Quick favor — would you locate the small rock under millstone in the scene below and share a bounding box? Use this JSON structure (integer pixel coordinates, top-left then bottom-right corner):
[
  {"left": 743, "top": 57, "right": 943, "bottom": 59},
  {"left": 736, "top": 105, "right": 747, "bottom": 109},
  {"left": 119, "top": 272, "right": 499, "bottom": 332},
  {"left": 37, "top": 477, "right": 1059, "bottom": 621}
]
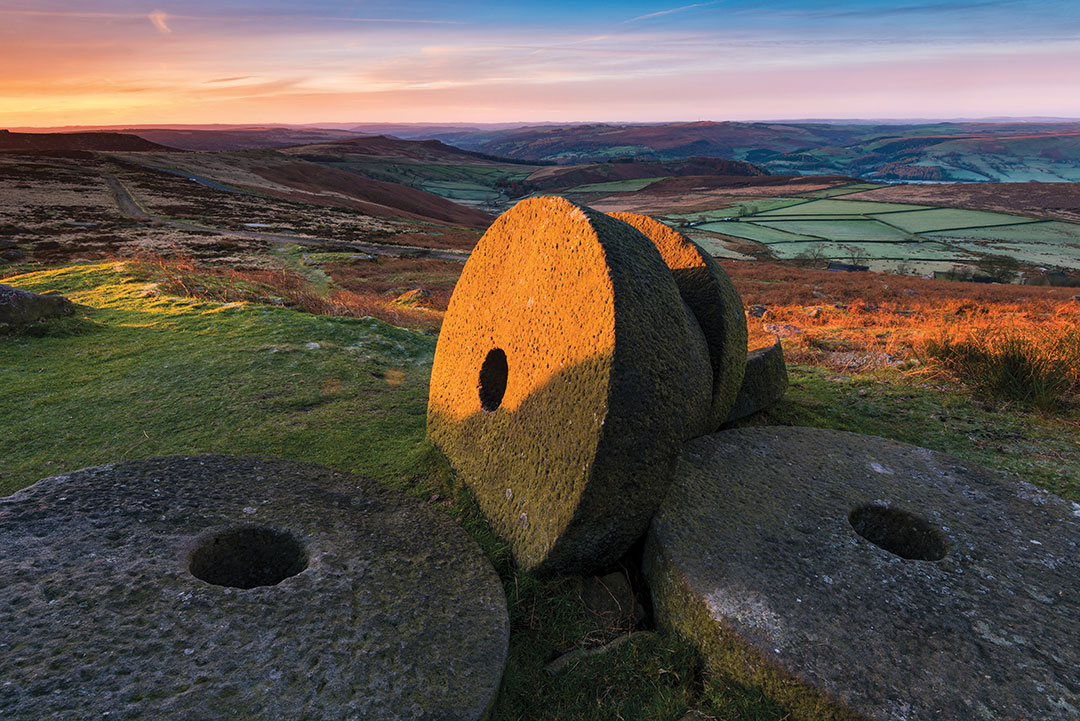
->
[
  {"left": 645, "top": 427, "right": 1080, "bottom": 720},
  {"left": 0, "top": 455, "right": 509, "bottom": 721}
]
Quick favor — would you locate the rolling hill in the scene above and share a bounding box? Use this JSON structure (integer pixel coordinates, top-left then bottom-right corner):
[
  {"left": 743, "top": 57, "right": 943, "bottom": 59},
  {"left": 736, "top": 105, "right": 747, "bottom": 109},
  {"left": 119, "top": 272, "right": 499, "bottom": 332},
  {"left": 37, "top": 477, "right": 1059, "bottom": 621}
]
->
[
  {"left": 432, "top": 121, "right": 1080, "bottom": 182},
  {"left": 0, "top": 130, "right": 175, "bottom": 153}
]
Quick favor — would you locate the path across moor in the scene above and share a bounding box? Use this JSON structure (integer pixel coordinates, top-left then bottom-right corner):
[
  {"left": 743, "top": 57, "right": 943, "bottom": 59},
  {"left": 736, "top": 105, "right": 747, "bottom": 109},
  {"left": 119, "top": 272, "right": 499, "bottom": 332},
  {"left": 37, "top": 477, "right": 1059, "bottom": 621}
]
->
[{"left": 100, "top": 169, "right": 471, "bottom": 263}]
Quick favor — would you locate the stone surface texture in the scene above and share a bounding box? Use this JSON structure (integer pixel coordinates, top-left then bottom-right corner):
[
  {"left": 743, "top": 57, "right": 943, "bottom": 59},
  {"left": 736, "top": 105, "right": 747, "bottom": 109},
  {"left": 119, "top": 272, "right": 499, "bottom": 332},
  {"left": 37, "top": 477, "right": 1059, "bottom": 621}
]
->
[
  {"left": 0, "top": 455, "right": 509, "bottom": 721},
  {"left": 645, "top": 427, "right": 1080, "bottom": 721},
  {"left": 0, "top": 283, "right": 74, "bottom": 326},
  {"left": 428, "top": 196, "right": 712, "bottom": 575},
  {"left": 722, "top": 339, "right": 789, "bottom": 424},
  {"left": 608, "top": 212, "right": 747, "bottom": 429}
]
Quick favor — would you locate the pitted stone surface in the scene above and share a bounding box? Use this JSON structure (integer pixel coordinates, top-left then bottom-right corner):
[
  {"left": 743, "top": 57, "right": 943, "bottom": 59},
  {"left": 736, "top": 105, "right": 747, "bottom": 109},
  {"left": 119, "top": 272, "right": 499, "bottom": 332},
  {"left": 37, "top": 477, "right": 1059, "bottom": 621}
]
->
[
  {"left": 722, "top": 339, "right": 789, "bottom": 424},
  {"left": 428, "top": 196, "right": 712, "bottom": 575},
  {"left": 608, "top": 212, "right": 747, "bottom": 430},
  {"left": 645, "top": 427, "right": 1080, "bottom": 720},
  {"left": 0, "top": 456, "right": 509, "bottom": 721}
]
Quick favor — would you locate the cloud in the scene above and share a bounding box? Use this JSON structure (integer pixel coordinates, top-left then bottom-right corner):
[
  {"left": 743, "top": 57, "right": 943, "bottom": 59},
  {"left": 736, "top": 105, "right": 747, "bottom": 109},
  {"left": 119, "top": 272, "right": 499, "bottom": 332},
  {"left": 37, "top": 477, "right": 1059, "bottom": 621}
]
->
[
  {"left": 204, "top": 76, "right": 253, "bottom": 84},
  {"left": 622, "top": 2, "right": 718, "bottom": 24},
  {"left": 148, "top": 10, "right": 171, "bottom": 34}
]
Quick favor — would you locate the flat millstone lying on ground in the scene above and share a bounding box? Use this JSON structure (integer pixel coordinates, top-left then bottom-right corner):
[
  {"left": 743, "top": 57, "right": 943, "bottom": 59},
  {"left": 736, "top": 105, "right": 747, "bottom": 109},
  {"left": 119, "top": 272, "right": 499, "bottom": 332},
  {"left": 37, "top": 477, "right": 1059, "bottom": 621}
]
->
[
  {"left": 0, "top": 456, "right": 509, "bottom": 721},
  {"left": 645, "top": 427, "right": 1080, "bottom": 720}
]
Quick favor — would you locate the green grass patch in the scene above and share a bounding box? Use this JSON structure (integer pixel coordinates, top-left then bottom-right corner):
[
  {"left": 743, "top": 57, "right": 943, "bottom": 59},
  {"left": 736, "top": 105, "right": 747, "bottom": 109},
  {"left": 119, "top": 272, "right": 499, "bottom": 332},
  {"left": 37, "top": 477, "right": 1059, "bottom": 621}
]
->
[
  {"left": 753, "top": 219, "right": 916, "bottom": 242},
  {"left": 697, "top": 221, "right": 823, "bottom": 243},
  {"left": 756, "top": 198, "right": 931, "bottom": 216},
  {"left": 873, "top": 208, "right": 1041, "bottom": 234},
  {"left": 564, "top": 177, "right": 668, "bottom": 193}
]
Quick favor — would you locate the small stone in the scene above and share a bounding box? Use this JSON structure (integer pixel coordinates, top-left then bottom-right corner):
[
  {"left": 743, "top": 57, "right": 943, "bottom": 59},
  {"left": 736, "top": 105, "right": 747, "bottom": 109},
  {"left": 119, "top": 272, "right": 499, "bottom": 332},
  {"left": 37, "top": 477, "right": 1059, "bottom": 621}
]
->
[
  {"left": 0, "top": 284, "right": 74, "bottom": 325},
  {"left": 747, "top": 304, "right": 768, "bottom": 318},
  {"left": 392, "top": 288, "right": 433, "bottom": 307},
  {"left": 722, "top": 339, "right": 788, "bottom": 424},
  {"left": 579, "top": 571, "right": 644, "bottom": 629}
]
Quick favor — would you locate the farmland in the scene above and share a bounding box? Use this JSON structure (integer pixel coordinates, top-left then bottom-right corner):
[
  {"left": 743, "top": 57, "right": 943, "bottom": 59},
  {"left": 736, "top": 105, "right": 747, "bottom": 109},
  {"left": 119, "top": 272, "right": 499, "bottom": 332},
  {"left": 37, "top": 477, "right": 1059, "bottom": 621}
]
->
[{"left": 591, "top": 186, "right": 1080, "bottom": 275}]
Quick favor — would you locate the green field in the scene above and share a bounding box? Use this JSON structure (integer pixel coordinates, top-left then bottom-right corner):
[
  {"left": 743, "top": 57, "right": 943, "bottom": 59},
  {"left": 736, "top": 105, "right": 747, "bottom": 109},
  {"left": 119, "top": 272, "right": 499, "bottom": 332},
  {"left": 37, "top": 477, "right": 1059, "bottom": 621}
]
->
[
  {"left": 565, "top": 177, "right": 667, "bottom": 193},
  {"left": 753, "top": 219, "right": 915, "bottom": 242},
  {"left": 684, "top": 195, "right": 1080, "bottom": 272},
  {"left": 755, "top": 198, "right": 930, "bottom": 216},
  {"left": 697, "top": 221, "right": 822, "bottom": 243},
  {"left": 871, "top": 208, "right": 1042, "bottom": 234}
]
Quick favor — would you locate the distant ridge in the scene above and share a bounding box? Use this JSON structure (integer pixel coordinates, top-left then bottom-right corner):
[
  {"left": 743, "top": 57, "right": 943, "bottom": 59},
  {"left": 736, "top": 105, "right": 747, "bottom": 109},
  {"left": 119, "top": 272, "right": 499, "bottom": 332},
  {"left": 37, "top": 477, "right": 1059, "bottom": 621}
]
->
[{"left": 0, "top": 130, "right": 176, "bottom": 153}]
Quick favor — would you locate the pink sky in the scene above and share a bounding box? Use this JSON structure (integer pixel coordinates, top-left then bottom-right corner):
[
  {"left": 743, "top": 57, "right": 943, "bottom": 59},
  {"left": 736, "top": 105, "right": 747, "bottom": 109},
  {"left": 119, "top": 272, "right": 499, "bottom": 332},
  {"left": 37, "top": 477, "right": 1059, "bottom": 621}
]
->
[{"left": 2, "top": 3, "right": 1079, "bottom": 126}]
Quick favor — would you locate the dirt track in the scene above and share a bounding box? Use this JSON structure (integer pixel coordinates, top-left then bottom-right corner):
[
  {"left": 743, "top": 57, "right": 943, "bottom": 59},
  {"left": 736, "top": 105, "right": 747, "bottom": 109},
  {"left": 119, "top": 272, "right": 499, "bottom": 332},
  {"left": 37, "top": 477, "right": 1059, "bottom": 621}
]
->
[{"left": 101, "top": 170, "right": 470, "bottom": 263}]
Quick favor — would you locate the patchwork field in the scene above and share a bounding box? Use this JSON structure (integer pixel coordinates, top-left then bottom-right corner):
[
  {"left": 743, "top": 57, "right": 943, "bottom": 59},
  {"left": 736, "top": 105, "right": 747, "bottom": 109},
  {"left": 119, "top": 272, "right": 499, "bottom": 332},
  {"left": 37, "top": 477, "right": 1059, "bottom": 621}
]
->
[{"left": 600, "top": 187, "right": 1080, "bottom": 275}]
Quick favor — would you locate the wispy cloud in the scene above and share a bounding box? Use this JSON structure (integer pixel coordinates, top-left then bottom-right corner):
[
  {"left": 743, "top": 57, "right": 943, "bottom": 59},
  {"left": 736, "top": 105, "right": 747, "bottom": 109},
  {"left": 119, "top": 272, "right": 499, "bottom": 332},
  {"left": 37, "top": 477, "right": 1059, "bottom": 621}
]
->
[
  {"left": 148, "top": 10, "right": 171, "bottom": 34},
  {"left": 204, "top": 76, "right": 253, "bottom": 84},
  {"left": 622, "top": 2, "right": 718, "bottom": 24}
]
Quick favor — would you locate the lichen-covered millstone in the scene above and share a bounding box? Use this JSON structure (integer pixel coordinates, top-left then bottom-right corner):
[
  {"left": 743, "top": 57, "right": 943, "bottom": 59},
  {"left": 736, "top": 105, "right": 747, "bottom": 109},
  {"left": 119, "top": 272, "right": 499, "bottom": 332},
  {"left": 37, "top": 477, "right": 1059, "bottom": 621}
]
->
[
  {"left": 722, "top": 338, "right": 789, "bottom": 425},
  {"left": 645, "top": 427, "right": 1080, "bottom": 720},
  {"left": 428, "top": 196, "right": 712, "bottom": 575},
  {"left": 0, "top": 456, "right": 509, "bottom": 721},
  {"left": 608, "top": 212, "right": 747, "bottom": 430}
]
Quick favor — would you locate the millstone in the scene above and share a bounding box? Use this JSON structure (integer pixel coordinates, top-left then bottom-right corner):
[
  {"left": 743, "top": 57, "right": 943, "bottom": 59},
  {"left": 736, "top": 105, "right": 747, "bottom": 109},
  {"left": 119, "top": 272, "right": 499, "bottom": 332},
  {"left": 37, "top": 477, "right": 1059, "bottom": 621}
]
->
[
  {"left": 608, "top": 212, "right": 747, "bottom": 429},
  {"left": 428, "top": 196, "right": 712, "bottom": 575},
  {"left": 722, "top": 338, "right": 789, "bottom": 424},
  {"left": 645, "top": 427, "right": 1080, "bottom": 720},
  {"left": 0, "top": 456, "right": 509, "bottom": 721}
]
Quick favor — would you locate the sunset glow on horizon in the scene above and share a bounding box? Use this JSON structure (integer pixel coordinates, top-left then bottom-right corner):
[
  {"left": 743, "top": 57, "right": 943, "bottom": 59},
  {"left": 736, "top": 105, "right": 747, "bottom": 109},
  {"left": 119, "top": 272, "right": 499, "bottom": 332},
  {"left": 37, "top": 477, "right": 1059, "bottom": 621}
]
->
[{"left": 2, "top": 0, "right": 1080, "bottom": 127}]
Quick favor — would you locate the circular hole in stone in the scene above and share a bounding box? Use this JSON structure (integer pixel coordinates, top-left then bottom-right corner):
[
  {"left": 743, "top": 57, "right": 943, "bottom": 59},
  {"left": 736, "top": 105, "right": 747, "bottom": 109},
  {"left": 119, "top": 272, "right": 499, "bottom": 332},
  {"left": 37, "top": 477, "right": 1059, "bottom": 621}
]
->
[
  {"left": 478, "top": 348, "right": 508, "bottom": 412},
  {"left": 848, "top": 504, "right": 947, "bottom": 561},
  {"left": 188, "top": 526, "right": 307, "bottom": 589}
]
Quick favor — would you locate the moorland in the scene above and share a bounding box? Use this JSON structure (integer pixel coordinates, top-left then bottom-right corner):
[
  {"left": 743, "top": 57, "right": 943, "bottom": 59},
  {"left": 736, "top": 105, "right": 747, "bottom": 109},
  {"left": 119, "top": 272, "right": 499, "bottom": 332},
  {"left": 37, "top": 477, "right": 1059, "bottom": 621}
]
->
[{"left": 2, "top": 124, "right": 1079, "bottom": 720}]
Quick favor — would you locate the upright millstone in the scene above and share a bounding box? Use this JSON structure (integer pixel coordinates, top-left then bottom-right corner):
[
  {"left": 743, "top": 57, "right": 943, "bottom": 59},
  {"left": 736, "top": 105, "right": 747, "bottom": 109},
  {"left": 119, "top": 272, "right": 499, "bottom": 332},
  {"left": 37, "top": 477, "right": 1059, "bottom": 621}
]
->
[
  {"left": 608, "top": 212, "right": 747, "bottom": 430},
  {"left": 428, "top": 196, "right": 712, "bottom": 575},
  {"left": 645, "top": 427, "right": 1080, "bottom": 720}
]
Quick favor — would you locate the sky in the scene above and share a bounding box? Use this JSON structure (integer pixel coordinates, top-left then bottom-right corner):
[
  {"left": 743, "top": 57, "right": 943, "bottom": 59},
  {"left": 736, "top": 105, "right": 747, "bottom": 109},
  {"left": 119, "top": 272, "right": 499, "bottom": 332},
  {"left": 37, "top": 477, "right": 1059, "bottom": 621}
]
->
[{"left": 2, "top": 0, "right": 1080, "bottom": 127}]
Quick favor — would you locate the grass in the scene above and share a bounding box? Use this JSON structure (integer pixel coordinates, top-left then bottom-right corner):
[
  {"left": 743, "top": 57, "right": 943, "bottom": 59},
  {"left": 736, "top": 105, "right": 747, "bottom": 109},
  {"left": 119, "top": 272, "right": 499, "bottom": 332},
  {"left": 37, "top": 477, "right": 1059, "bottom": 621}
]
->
[
  {"left": 5, "top": 258, "right": 1080, "bottom": 719},
  {"left": 919, "top": 328, "right": 1080, "bottom": 410}
]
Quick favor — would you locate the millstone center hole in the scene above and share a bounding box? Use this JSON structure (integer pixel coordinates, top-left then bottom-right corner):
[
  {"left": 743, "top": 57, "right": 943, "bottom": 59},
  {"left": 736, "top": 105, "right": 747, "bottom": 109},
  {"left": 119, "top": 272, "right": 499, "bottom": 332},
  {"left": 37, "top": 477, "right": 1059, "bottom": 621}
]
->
[
  {"left": 478, "top": 348, "right": 508, "bottom": 412},
  {"left": 849, "top": 504, "right": 947, "bottom": 561},
  {"left": 188, "top": 526, "right": 307, "bottom": 589}
]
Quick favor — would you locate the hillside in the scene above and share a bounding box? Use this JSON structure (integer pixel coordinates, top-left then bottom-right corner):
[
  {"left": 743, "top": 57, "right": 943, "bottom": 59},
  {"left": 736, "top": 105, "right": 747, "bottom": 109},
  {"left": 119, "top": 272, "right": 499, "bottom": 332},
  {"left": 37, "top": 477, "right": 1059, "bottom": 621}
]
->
[
  {"left": 123, "top": 126, "right": 369, "bottom": 151},
  {"left": 0, "top": 130, "right": 176, "bottom": 153},
  {"left": 435, "top": 121, "right": 1080, "bottom": 182}
]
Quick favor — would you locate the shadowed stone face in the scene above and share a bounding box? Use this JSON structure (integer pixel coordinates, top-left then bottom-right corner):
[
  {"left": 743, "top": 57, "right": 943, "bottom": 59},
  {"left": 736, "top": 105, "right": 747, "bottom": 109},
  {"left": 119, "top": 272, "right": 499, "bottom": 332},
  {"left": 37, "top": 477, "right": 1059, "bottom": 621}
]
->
[
  {"left": 0, "top": 456, "right": 509, "bottom": 721},
  {"left": 607, "top": 212, "right": 748, "bottom": 430},
  {"left": 428, "top": 196, "right": 712, "bottom": 575},
  {"left": 645, "top": 427, "right": 1080, "bottom": 720}
]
